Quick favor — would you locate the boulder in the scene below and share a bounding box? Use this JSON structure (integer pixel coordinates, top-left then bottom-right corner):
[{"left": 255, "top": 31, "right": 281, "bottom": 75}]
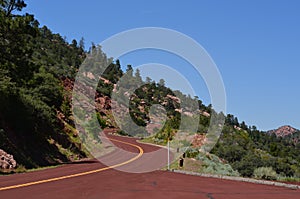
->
[{"left": 0, "top": 149, "right": 17, "bottom": 169}]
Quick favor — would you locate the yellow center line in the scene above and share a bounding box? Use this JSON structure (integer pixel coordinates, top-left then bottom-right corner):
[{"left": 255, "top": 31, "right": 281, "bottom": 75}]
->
[{"left": 0, "top": 137, "right": 144, "bottom": 191}]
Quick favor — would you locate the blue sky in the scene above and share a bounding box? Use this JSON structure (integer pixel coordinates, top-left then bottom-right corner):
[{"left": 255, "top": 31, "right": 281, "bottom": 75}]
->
[{"left": 23, "top": 0, "right": 300, "bottom": 131}]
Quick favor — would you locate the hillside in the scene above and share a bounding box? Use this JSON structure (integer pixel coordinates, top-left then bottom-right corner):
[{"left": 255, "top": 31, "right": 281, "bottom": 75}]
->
[
  {"left": 267, "top": 125, "right": 300, "bottom": 145},
  {"left": 0, "top": 1, "right": 300, "bottom": 182},
  {"left": 0, "top": 2, "right": 88, "bottom": 171},
  {"left": 86, "top": 47, "right": 300, "bottom": 179},
  {"left": 268, "top": 125, "right": 298, "bottom": 137}
]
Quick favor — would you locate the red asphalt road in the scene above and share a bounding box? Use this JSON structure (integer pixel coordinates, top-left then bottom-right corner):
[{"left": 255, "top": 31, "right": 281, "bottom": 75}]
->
[{"left": 0, "top": 134, "right": 299, "bottom": 199}]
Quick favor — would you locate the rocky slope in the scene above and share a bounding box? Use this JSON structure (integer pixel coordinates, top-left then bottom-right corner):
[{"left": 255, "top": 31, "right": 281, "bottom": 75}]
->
[{"left": 267, "top": 125, "right": 299, "bottom": 137}]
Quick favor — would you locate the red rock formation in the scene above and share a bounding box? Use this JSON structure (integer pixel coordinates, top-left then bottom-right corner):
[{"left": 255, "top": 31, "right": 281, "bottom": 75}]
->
[{"left": 268, "top": 125, "right": 298, "bottom": 137}]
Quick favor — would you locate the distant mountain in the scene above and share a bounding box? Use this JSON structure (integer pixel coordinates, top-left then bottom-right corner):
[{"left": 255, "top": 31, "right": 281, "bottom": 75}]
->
[{"left": 267, "top": 125, "right": 299, "bottom": 137}]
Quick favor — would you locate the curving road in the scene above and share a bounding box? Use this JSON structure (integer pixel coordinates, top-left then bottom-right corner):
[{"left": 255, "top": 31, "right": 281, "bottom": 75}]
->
[{"left": 0, "top": 134, "right": 299, "bottom": 199}]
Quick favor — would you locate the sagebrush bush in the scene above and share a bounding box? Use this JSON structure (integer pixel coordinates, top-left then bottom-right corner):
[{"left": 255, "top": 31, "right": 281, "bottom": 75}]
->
[
  {"left": 196, "top": 152, "right": 240, "bottom": 176},
  {"left": 253, "top": 167, "right": 277, "bottom": 180}
]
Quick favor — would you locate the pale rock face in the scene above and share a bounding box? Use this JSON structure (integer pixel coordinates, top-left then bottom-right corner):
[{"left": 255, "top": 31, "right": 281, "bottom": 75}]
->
[
  {"left": 0, "top": 149, "right": 17, "bottom": 169},
  {"left": 166, "top": 94, "right": 181, "bottom": 103},
  {"left": 192, "top": 134, "right": 207, "bottom": 148},
  {"left": 201, "top": 111, "right": 210, "bottom": 117}
]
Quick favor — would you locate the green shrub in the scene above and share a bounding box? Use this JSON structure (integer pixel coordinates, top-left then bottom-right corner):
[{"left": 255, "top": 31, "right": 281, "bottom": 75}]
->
[
  {"left": 196, "top": 152, "right": 240, "bottom": 176},
  {"left": 253, "top": 167, "right": 277, "bottom": 180},
  {"left": 185, "top": 148, "right": 199, "bottom": 158},
  {"left": 117, "top": 130, "right": 132, "bottom": 137}
]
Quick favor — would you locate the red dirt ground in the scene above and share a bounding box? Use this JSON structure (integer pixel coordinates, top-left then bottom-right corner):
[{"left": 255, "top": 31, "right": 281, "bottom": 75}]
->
[{"left": 0, "top": 134, "right": 299, "bottom": 199}]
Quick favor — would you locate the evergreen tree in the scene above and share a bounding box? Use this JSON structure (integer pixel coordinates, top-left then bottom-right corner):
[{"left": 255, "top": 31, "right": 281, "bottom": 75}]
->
[
  {"left": 134, "top": 68, "right": 143, "bottom": 84},
  {"left": 0, "top": 0, "right": 27, "bottom": 16},
  {"left": 126, "top": 64, "right": 133, "bottom": 76}
]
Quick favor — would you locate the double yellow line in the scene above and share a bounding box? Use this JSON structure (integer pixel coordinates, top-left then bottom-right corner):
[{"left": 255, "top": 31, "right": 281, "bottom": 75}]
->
[{"left": 0, "top": 138, "right": 144, "bottom": 191}]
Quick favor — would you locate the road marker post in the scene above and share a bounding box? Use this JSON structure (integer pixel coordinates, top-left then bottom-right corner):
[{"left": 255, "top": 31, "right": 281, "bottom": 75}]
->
[{"left": 167, "top": 139, "right": 170, "bottom": 170}]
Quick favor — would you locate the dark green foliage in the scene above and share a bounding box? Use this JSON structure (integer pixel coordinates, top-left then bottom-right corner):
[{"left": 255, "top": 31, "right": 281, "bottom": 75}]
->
[
  {"left": 0, "top": 11, "right": 39, "bottom": 84},
  {"left": 154, "top": 121, "right": 176, "bottom": 142},
  {"left": 212, "top": 123, "right": 300, "bottom": 177},
  {"left": 0, "top": 0, "right": 26, "bottom": 16},
  {"left": 27, "top": 67, "right": 64, "bottom": 108},
  {"left": 97, "top": 81, "right": 113, "bottom": 97},
  {"left": 232, "top": 152, "right": 263, "bottom": 177},
  {"left": 96, "top": 112, "right": 107, "bottom": 129},
  {"left": 0, "top": 5, "right": 86, "bottom": 168},
  {"left": 61, "top": 98, "right": 71, "bottom": 122},
  {"left": 33, "top": 26, "right": 85, "bottom": 78},
  {"left": 96, "top": 59, "right": 123, "bottom": 97},
  {"left": 116, "top": 130, "right": 132, "bottom": 137},
  {"left": 185, "top": 148, "right": 199, "bottom": 158},
  {"left": 102, "top": 60, "right": 123, "bottom": 84}
]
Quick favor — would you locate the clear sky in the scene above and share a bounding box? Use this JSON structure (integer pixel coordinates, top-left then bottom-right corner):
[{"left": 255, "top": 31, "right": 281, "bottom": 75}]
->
[{"left": 22, "top": 0, "right": 300, "bottom": 131}]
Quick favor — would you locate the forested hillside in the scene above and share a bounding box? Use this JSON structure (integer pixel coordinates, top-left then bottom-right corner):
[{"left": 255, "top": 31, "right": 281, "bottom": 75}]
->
[
  {"left": 0, "top": 0, "right": 299, "bottom": 181},
  {"left": 0, "top": 0, "right": 87, "bottom": 170},
  {"left": 89, "top": 46, "right": 300, "bottom": 180}
]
